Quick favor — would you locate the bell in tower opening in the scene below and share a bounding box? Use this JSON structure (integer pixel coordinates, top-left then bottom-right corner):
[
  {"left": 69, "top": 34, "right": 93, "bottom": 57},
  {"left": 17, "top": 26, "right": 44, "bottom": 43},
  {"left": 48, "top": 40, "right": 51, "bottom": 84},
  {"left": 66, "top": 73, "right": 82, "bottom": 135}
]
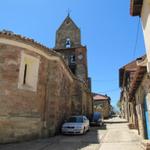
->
[{"left": 65, "top": 38, "right": 71, "bottom": 48}]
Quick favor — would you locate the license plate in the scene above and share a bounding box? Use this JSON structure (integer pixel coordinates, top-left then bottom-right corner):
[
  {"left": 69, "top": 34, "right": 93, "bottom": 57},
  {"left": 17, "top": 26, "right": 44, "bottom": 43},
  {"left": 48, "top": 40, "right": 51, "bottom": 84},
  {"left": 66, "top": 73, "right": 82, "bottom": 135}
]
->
[{"left": 68, "top": 129, "right": 74, "bottom": 132}]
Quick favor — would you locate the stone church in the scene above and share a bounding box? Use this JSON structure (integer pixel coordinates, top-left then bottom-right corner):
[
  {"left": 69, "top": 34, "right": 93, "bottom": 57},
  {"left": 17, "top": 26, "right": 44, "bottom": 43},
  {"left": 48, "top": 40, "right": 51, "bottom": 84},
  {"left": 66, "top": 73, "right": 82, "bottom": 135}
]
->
[{"left": 0, "top": 15, "right": 92, "bottom": 143}]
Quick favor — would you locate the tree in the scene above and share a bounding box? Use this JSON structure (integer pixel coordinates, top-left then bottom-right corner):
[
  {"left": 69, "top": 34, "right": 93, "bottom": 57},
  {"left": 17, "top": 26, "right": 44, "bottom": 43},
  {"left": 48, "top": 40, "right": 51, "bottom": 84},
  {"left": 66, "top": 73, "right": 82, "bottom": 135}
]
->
[{"left": 117, "top": 100, "right": 121, "bottom": 111}]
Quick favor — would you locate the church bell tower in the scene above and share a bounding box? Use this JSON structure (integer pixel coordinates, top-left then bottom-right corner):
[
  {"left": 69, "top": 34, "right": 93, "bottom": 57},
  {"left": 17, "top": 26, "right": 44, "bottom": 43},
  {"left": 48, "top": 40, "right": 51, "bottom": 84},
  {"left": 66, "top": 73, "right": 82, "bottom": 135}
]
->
[{"left": 54, "top": 15, "right": 88, "bottom": 83}]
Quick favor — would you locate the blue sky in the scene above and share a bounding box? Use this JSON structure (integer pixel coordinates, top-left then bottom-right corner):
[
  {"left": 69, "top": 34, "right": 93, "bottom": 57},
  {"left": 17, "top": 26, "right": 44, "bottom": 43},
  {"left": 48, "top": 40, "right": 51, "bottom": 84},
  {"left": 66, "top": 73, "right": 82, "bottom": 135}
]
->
[{"left": 0, "top": 0, "right": 145, "bottom": 108}]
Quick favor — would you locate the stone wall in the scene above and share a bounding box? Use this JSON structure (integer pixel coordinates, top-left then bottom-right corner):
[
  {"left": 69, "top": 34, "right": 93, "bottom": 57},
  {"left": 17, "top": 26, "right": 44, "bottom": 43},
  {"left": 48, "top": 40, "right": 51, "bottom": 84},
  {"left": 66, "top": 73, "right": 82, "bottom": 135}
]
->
[
  {"left": 128, "top": 101, "right": 137, "bottom": 129},
  {"left": 39, "top": 60, "right": 92, "bottom": 135},
  {"left": 45, "top": 60, "right": 73, "bottom": 135},
  {"left": 75, "top": 47, "right": 88, "bottom": 82},
  {"left": 120, "top": 98, "right": 126, "bottom": 119},
  {"left": 55, "top": 16, "right": 81, "bottom": 49},
  {"left": 135, "top": 74, "right": 150, "bottom": 139},
  {"left": 0, "top": 39, "right": 92, "bottom": 143},
  {"left": 69, "top": 79, "right": 92, "bottom": 118},
  {"left": 0, "top": 43, "right": 49, "bottom": 143},
  {"left": 55, "top": 46, "right": 88, "bottom": 83},
  {"left": 85, "top": 91, "right": 93, "bottom": 118}
]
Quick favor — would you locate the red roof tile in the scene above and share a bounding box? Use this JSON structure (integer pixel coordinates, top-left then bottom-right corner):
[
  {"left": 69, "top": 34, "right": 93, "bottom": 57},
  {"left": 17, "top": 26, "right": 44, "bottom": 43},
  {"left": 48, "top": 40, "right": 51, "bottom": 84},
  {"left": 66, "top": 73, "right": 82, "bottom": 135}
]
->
[{"left": 93, "top": 94, "right": 109, "bottom": 101}]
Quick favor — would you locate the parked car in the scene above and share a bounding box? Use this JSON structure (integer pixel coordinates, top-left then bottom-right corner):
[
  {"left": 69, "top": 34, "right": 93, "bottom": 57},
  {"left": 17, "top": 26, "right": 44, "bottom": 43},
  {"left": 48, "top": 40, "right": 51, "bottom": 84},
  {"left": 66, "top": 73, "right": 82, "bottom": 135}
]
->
[
  {"left": 90, "top": 112, "right": 104, "bottom": 126},
  {"left": 61, "top": 115, "right": 90, "bottom": 135}
]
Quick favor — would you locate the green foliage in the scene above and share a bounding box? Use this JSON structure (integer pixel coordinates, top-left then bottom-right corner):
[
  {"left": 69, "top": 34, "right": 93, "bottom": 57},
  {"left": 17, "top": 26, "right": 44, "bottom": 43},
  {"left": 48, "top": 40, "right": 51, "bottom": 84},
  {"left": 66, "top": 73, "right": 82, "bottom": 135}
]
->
[{"left": 117, "top": 100, "right": 121, "bottom": 110}]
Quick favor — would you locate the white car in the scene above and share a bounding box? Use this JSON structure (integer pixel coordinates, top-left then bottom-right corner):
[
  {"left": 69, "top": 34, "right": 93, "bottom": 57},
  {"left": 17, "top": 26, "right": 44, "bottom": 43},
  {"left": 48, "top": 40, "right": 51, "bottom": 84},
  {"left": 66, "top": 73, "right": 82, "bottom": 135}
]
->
[{"left": 61, "top": 115, "right": 90, "bottom": 135}]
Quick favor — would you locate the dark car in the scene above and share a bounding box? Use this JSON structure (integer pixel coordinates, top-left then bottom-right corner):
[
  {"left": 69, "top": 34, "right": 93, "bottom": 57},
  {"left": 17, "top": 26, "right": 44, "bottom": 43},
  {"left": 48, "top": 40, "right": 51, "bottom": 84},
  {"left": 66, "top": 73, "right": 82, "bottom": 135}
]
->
[{"left": 90, "top": 112, "right": 103, "bottom": 126}]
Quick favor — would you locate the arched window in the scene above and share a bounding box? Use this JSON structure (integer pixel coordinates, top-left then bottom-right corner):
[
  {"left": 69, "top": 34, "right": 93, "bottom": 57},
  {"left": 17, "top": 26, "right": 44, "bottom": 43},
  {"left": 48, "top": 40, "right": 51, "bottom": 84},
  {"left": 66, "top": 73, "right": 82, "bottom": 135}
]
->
[{"left": 65, "top": 38, "right": 71, "bottom": 48}]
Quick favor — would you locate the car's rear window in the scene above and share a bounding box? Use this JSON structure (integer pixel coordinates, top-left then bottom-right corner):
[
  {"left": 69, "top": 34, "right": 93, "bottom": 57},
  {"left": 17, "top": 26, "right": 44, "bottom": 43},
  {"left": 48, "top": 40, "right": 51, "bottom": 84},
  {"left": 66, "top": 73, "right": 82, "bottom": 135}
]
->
[{"left": 68, "top": 117, "right": 83, "bottom": 123}]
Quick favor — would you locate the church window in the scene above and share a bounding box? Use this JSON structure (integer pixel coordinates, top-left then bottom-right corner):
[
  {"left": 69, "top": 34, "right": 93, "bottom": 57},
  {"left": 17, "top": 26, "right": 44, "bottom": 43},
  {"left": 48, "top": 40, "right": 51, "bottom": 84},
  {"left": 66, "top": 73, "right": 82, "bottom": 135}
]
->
[
  {"left": 18, "top": 53, "right": 40, "bottom": 92},
  {"left": 23, "top": 64, "right": 27, "bottom": 84}
]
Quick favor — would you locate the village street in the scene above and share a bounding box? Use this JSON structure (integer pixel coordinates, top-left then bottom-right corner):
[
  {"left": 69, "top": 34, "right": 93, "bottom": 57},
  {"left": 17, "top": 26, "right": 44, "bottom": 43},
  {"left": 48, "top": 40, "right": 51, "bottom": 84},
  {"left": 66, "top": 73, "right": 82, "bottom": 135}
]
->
[
  {"left": 1, "top": 0, "right": 150, "bottom": 149},
  {"left": 99, "top": 118, "right": 142, "bottom": 150},
  {"left": 0, "top": 117, "right": 142, "bottom": 150}
]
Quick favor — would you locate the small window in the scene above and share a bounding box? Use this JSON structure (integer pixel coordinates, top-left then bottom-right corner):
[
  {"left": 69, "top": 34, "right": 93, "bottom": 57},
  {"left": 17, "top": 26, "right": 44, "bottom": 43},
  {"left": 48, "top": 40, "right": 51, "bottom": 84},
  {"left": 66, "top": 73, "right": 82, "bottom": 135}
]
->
[
  {"left": 18, "top": 53, "right": 40, "bottom": 92},
  {"left": 23, "top": 64, "right": 27, "bottom": 84}
]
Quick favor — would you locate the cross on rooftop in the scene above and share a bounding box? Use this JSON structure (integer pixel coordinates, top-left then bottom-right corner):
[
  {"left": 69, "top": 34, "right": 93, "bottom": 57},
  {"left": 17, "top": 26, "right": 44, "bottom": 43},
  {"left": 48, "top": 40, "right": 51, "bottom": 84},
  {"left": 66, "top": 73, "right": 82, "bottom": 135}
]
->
[{"left": 67, "top": 8, "right": 71, "bottom": 16}]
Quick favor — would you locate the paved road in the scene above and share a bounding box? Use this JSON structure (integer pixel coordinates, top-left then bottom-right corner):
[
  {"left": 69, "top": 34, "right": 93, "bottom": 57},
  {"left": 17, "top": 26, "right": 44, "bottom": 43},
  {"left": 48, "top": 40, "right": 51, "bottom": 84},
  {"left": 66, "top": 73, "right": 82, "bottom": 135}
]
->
[
  {"left": 99, "top": 122, "right": 142, "bottom": 150},
  {"left": 0, "top": 118, "right": 142, "bottom": 150},
  {"left": 0, "top": 127, "right": 106, "bottom": 150}
]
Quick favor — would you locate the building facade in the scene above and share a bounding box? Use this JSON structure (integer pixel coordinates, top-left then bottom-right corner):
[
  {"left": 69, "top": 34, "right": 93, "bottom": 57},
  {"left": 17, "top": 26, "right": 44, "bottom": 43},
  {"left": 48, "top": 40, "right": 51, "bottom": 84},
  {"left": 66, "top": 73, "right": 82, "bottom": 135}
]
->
[
  {"left": 0, "top": 16, "right": 92, "bottom": 143},
  {"left": 130, "top": 1, "right": 150, "bottom": 148},
  {"left": 93, "top": 93, "right": 111, "bottom": 119},
  {"left": 119, "top": 58, "right": 138, "bottom": 128},
  {"left": 119, "top": 55, "right": 150, "bottom": 140}
]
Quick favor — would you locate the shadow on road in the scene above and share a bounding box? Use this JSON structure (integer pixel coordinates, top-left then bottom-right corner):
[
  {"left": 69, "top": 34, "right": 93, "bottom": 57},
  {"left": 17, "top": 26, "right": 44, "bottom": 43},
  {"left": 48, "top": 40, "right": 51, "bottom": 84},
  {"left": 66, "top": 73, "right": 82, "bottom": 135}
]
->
[{"left": 0, "top": 126, "right": 107, "bottom": 150}]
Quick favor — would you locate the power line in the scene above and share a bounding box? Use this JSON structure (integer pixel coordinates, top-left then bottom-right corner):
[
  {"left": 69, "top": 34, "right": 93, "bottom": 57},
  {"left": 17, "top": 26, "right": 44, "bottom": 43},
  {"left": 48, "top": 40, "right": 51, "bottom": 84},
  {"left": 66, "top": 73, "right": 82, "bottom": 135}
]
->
[{"left": 133, "top": 17, "right": 140, "bottom": 59}]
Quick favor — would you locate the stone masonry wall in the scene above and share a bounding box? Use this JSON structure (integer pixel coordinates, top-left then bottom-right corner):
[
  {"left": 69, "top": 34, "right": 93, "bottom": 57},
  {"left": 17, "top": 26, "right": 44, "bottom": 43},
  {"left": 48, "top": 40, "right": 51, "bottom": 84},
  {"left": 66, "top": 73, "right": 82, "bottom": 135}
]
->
[
  {"left": 0, "top": 43, "right": 49, "bottom": 143},
  {"left": 55, "top": 16, "right": 81, "bottom": 49},
  {"left": 55, "top": 46, "right": 88, "bottom": 83},
  {"left": 0, "top": 41, "right": 92, "bottom": 143},
  {"left": 75, "top": 47, "right": 88, "bottom": 82},
  {"left": 70, "top": 80, "right": 92, "bottom": 118},
  {"left": 46, "top": 61, "right": 92, "bottom": 135},
  {"left": 45, "top": 60, "right": 73, "bottom": 135},
  {"left": 135, "top": 74, "right": 150, "bottom": 139}
]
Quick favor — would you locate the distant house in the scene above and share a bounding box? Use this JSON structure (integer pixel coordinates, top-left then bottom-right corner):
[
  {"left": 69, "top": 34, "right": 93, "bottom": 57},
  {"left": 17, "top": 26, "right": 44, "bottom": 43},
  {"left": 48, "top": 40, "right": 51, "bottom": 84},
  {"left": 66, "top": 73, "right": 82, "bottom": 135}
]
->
[{"left": 93, "top": 93, "right": 111, "bottom": 119}]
